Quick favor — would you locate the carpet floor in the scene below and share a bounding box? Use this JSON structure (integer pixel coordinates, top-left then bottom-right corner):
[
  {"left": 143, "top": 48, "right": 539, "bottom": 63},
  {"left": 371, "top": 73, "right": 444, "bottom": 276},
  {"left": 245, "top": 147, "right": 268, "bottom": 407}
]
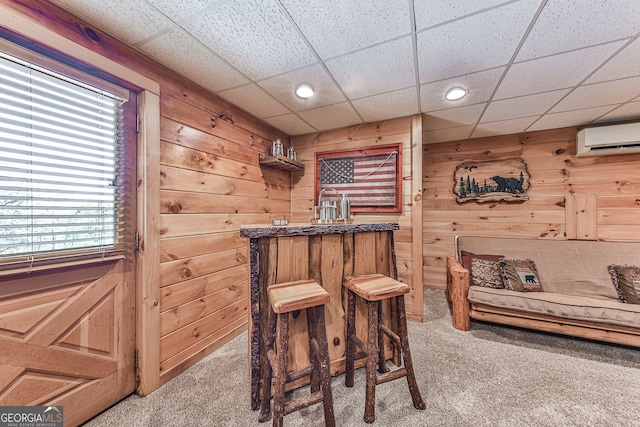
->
[{"left": 85, "top": 289, "right": 640, "bottom": 426}]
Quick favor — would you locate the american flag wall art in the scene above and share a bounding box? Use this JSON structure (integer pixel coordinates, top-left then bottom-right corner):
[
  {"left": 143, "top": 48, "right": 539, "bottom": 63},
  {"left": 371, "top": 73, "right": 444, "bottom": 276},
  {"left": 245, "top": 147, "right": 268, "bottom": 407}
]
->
[{"left": 319, "top": 152, "right": 397, "bottom": 207}]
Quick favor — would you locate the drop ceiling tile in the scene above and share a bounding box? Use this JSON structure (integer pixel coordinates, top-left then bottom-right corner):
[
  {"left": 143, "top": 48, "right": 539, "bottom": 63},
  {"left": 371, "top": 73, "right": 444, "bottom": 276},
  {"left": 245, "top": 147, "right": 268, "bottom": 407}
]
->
[
  {"left": 424, "top": 104, "right": 486, "bottom": 131},
  {"left": 495, "top": 42, "right": 625, "bottom": 100},
  {"left": 218, "top": 84, "right": 290, "bottom": 119},
  {"left": 516, "top": 0, "right": 640, "bottom": 61},
  {"left": 139, "top": 29, "right": 249, "bottom": 92},
  {"left": 414, "top": 0, "right": 514, "bottom": 30},
  {"left": 586, "top": 37, "right": 640, "bottom": 84},
  {"left": 482, "top": 89, "right": 570, "bottom": 122},
  {"left": 352, "top": 87, "right": 419, "bottom": 123},
  {"left": 184, "top": 0, "right": 317, "bottom": 80},
  {"left": 297, "top": 103, "right": 362, "bottom": 132},
  {"left": 326, "top": 37, "right": 415, "bottom": 99},
  {"left": 551, "top": 77, "right": 640, "bottom": 113},
  {"left": 50, "top": 0, "right": 174, "bottom": 44},
  {"left": 595, "top": 101, "right": 640, "bottom": 123},
  {"left": 472, "top": 116, "right": 538, "bottom": 138},
  {"left": 417, "top": 0, "right": 540, "bottom": 83},
  {"left": 423, "top": 126, "right": 474, "bottom": 144},
  {"left": 263, "top": 114, "right": 316, "bottom": 136},
  {"left": 528, "top": 106, "right": 615, "bottom": 132},
  {"left": 258, "top": 64, "right": 345, "bottom": 112},
  {"left": 144, "top": 0, "right": 225, "bottom": 23},
  {"left": 421, "top": 68, "right": 504, "bottom": 112},
  {"left": 281, "top": 0, "right": 410, "bottom": 59}
]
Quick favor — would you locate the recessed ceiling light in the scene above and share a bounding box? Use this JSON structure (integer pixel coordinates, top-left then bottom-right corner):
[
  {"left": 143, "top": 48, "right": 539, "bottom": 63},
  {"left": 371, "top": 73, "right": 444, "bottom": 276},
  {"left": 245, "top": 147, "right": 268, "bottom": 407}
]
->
[
  {"left": 295, "top": 84, "right": 314, "bottom": 99},
  {"left": 445, "top": 87, "right": 467, "bottom": 101}
]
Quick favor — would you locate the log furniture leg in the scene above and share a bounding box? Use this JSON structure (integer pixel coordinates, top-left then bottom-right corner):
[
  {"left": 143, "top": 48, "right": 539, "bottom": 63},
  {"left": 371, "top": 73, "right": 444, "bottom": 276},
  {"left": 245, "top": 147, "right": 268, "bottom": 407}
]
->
[
  {"left": 446, "top": 256, "right": 471, "bottom": 331},
  {"left": 343, "top": 274, "right": 426, "bottom": 423},
  {"left": 258, "top": 279, "right": 335, "bottom": 427},
  {"left": 345, "top": 288, "right": 356, "bottom": 388},
  {"left": 364, "top": 299, "right": 379, "bottom": 423}
]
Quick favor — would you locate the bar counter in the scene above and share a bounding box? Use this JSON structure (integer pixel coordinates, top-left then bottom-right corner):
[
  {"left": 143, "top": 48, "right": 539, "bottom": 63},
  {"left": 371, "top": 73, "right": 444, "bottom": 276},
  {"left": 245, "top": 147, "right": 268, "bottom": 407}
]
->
[{"left": 240, "top": 222, "right": 400, "bottom": 409}]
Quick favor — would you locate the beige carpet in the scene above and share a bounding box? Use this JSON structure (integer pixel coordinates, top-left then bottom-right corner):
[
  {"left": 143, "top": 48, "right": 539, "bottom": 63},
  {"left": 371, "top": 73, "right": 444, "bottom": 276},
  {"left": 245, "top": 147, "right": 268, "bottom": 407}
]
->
[{"left": 85, "top": 289, "right": 640, "bottom": 426}]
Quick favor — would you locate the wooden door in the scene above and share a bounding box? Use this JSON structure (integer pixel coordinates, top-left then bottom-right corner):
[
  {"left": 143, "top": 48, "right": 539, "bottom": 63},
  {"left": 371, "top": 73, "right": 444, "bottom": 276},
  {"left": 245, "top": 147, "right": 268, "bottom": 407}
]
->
[
  {"left": 0, "top": 258, "right": 136, "bottom": 426},
  {"left": 0, "top": 91, "right": 138, "bottom": 426}
]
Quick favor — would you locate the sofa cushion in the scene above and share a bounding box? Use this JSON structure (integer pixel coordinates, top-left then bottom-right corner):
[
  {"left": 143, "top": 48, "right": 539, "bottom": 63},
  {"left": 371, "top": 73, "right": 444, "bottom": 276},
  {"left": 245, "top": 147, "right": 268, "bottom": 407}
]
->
[
  {"left": 471, "top": 258, "right": 504, "bottom": 288},
  {"left": 468, "top": 286, "right": 640, "bottom": 329},
  {"left": 456, "top": 236, "right": 632, "bottom": 300},
  {"left": 460, "top": 250, "right": 504, "bottom": 287},
  {"left": 608, "top": 265, "right": 640, "bottom": 304},
  {"left": 499, "top": 259, "right": 543, "bottom": 292}
]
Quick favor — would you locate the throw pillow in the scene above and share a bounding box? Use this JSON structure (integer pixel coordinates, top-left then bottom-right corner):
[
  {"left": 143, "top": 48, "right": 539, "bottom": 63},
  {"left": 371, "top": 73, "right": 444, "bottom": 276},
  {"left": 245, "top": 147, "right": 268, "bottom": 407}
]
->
[
  {"left": 460, "top": 250, "right": 504, "bottom": 287},
  {"left": 471, "top": 258, "right": 504, "bottom": 288},
  {"left": 632, "top": 272, "right": 640, "bottom": 302},
  {"left": 607, "top": 265, "right": 640, "bottom": 304},
  {"left": 499, "top": 259, "right": 543, "bottom": 292}
]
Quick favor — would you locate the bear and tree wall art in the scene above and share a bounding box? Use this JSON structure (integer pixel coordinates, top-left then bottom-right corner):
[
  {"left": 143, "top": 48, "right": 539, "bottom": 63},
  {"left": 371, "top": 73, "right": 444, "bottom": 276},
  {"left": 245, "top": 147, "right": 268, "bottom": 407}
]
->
[{"left": 453, "top": 157, "right": 530, "bottom": 203}]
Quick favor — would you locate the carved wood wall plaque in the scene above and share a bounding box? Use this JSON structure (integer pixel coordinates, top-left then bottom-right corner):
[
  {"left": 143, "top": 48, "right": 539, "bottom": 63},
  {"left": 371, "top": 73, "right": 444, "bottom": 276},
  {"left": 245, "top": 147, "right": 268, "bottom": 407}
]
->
[{"left": 453, "top": 157, "right": 530, "bottom": 203}]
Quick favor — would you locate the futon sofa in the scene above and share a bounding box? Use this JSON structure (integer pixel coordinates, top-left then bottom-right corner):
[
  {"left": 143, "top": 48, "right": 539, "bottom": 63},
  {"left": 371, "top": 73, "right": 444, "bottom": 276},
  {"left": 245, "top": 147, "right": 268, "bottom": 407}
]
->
[{"left": 446, "top": 236, "right": 640, "bottom": 347}]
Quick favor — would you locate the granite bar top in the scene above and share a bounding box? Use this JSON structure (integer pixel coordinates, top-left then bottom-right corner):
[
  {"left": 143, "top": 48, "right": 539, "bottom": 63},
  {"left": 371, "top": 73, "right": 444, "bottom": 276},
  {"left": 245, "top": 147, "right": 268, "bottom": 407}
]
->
[{"left": 240, "top": 222, "right": 399, "bottom": 239}]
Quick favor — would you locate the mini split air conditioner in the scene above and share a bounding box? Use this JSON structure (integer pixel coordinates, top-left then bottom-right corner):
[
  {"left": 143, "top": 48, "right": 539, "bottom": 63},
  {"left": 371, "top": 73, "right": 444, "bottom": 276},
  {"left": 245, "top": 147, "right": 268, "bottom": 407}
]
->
[{"left": 576, "top": 122, "right": 640, "bottom": 157}]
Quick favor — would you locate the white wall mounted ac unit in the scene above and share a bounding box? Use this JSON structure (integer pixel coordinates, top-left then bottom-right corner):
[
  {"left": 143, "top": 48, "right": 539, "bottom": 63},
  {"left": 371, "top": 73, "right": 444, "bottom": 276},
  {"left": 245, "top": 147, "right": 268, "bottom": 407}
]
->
[{"left": 576, "top": 122, "right": 640, "bottom": 157}]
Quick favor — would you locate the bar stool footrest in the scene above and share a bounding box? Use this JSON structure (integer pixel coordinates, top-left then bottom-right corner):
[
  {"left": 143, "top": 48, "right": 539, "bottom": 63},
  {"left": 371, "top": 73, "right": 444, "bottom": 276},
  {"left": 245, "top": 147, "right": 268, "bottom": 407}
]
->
[
  {"left": 376, "top": 368, "right": 408, "bottom": 385},
  {"left": 286, "top": 366, "right": 313, "bottom": 383},
  {"left": 284, "top": 391, "right": 325, "bottom": 416},
  {"left": 380, "top": 324, "right": 400, "bottom": 346}
]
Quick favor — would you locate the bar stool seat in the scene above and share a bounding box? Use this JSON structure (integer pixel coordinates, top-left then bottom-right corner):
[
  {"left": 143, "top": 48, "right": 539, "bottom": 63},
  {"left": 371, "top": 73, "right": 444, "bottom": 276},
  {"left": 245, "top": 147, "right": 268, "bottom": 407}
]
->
[
  {"left": 344, "top": 273, "right": 426, "bottom": 423},
  {"left": 259, "top": 279, "right": 335, "bottom": 427}
]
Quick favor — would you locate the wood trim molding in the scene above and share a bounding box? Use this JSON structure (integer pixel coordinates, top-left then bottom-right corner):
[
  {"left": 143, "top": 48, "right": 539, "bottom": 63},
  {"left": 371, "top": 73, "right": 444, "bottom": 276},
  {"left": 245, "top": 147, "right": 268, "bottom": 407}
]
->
[
  {"left": 136, "top": 90, "right": 161, "bottom": 395},
  {"left": 0, "top": 2, "right": 159, "bottom": 94},
  {"left": 410, "top": 114, "right": 424, "bottom": 320}
]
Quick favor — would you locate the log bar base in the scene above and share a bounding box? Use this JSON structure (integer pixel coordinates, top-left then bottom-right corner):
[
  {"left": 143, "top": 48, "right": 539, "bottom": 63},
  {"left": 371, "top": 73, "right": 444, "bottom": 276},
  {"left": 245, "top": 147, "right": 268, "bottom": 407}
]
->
[
  {"left": 344, "top": 273, "right": 426, "bottom": 423},
  {"left": 259, "top": 279, "right": 334, "bottom": 427},
  {"left": 240, "top": 222, "right": 401, "bottom": 411}
]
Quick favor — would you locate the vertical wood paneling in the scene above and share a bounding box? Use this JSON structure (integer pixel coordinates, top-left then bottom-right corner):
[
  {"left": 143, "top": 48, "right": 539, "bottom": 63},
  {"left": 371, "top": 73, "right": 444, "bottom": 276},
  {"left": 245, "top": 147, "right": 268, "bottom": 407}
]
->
[
  {"left": 566, "top": 194, "right": 598, "bottom": 240},
  {"left": 423, "top": 126, "right": 640, "bottom": 289}
]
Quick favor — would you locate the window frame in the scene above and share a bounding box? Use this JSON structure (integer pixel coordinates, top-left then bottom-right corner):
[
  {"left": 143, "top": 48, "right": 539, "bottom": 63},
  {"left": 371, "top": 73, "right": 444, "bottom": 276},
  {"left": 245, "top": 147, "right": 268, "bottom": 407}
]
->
[{"left": 0, "top": 37, "right": 136, "bottom": 274}]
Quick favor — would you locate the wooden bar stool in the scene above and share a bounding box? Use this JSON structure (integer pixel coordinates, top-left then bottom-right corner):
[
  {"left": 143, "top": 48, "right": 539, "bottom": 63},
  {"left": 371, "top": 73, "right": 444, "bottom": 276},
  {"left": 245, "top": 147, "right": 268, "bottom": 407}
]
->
[
  {"left": 259, "top": 279, "right": 335, "bottom": 427},
  {"left": 344, "top": 273, "right": 426, "bottom": 423}
]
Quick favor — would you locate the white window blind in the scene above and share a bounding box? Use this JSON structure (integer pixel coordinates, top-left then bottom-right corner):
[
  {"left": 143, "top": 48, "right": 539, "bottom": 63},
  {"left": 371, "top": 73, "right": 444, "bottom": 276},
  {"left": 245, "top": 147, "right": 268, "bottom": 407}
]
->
[{"left": 0, "top": 51, "right": 127, "bottom": 265}]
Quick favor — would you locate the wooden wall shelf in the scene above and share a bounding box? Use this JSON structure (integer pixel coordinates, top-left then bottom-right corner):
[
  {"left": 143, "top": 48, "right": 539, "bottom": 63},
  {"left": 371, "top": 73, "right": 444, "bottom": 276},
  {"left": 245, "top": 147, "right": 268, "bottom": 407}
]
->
[{"left": 259, "top": 153, "right": 304, "bottom": 172}]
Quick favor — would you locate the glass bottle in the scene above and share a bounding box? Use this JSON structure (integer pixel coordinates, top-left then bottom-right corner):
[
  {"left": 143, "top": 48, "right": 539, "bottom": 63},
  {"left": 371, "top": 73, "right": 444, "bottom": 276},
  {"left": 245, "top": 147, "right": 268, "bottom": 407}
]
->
[{"left": 339, "top": 193, "right": 350, "bottom": 220}]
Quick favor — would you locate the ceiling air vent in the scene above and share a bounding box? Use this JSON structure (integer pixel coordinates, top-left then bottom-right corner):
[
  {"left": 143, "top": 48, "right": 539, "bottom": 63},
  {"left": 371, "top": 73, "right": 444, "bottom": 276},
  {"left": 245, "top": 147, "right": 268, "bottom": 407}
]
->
[{"left": 576, "top": 122, "right": 640, "bottom": 157}]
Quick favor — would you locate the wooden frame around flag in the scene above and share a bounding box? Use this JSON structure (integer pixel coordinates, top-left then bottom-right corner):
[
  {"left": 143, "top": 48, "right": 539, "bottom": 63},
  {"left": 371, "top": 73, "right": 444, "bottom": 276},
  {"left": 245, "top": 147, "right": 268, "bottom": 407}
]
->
[{"left": 314, "top": 143, "right": 402, "bottom": 213}]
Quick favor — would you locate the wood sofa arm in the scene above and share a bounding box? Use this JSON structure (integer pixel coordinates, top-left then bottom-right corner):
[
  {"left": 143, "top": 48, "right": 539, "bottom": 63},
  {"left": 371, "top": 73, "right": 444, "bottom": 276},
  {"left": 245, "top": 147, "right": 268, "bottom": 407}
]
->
[{"left": 446, "top": 256, "right": 471, "bottom": 331}]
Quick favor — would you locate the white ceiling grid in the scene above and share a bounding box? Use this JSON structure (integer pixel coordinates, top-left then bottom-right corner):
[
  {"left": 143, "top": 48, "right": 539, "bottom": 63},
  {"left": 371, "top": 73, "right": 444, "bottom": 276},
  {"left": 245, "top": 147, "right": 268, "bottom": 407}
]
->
[{"left": 48, "top": 0, "right": 640, "bottom": 142}]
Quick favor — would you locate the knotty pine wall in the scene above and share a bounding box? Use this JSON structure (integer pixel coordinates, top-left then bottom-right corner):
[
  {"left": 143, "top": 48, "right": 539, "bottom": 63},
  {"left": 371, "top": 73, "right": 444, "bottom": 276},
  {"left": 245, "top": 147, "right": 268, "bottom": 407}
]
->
[
  {"left": 423, "top": 126, "right": 640, "bottom": 289},
  {"left": 157, "top": 97, "right": 289, "bottom": 384},
  {"left": 291, "top": 116, "right": 425, "bottom": 320},
  {"left": 7, "top": 1, "right": 289, "bottom": 388}
]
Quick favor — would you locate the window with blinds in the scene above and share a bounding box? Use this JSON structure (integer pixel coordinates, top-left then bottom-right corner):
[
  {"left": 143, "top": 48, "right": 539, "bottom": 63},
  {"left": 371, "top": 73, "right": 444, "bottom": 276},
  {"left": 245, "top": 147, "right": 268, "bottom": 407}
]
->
[{"left": 0, "top": 50, "right": 127, "bottom": 266}]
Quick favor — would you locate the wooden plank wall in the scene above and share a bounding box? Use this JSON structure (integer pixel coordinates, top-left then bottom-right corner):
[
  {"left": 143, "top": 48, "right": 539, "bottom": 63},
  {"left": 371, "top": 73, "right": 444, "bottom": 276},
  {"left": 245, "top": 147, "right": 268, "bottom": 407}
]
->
[
  {"left": 6, "top": 1, "right": 290, "bottom": 387},
  {"left": 291, "top": 117, "right": 424, "bottom": 320},
  {"left": 157, "top": 95, "right": 289, "bottom": 384},
  {"left": 423, "top": 126, "right": 640, "bottom": 289}
]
